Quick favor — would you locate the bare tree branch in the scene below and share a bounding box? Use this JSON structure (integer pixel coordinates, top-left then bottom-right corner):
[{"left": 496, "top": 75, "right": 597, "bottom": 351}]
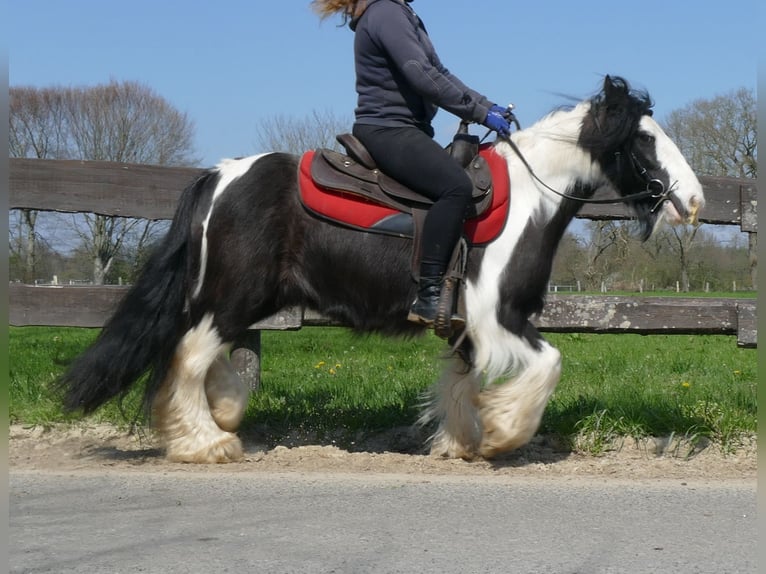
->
[
  {"left": 662, "top": 87, "right": 756, "bottom": 179},
  {"left": 9, "top": 81, "right": 198, "bottom": 284},
  {"left": 254, "top": 108, "right": 352, "bottom": 154}
]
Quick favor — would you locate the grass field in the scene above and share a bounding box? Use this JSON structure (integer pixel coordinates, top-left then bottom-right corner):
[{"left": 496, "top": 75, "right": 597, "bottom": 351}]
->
[{"left": 9, "top": 326, "right": 757, "bottom": 453}]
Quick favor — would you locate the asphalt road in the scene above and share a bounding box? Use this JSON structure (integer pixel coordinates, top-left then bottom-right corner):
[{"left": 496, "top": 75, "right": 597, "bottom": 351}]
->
[{"left": 10, "top": 471, "right": 755, "bottom": 574}]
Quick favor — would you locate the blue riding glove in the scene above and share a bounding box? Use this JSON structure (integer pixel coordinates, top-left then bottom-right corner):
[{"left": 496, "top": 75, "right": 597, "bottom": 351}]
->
[
  {"left": 483, "top": 108, "right": 512, "bottom": 137},
  {"left": 489, "top": 104, "right": 513, "bottom": 119}
]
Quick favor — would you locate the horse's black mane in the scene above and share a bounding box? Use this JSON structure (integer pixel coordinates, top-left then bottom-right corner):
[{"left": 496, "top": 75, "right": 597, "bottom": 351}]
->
[
  {"left": 578, "top": 75, "right": 654, "bottom": 156},
  {"left": 591, "top": 75, "right": 654, "bottom": 116}
]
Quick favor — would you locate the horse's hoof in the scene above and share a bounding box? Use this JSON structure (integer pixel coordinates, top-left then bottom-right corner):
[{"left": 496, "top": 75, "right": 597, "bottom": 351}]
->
[
  {"left": 429, "top": 439, "right": 478, "bottom": 461},
  {"left": 479, "top": 429, "right": 529, "bottom": 459},
  {"left": 166, "top": 434, "right": 244, "bottom": 464},
  {"left": 478, "top": 442, "right": 500, "bottom": 459},
  {"left": 429, "top": 447, "right": 477, "bottom": 461}
]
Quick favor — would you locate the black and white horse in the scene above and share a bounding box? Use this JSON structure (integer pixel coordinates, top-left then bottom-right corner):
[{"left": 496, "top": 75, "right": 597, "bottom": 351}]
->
[{"left": 60, "top": 76, "right": 704, "bottom": 463}]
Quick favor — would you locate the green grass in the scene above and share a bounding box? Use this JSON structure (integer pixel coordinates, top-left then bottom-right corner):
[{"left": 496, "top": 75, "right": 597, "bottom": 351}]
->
[
  {"left": 539, "top": 332, "right": 756, "bottom": 453},
  {"left": 247, "top": 329, "right": 443, "bottom": 436},
  {"left": 8, "top": 327, "right": 141, "bottom": 427},
  {"left": 9, "top": 326, "right": 757, "bottom": 453}
]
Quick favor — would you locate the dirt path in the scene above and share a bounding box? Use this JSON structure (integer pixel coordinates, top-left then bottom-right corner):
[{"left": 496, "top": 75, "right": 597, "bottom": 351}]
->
[{"left": 9, "top": 423, "right": 756, "bottom": 482}]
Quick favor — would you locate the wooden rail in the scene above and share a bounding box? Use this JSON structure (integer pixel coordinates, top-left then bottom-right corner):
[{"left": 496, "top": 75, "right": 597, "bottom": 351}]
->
[
  {"left": 9, "top": 158, "right": 757, "bottom": 227},
  {"left": 9, "top": 158, "right": 758, "bottom": 389},
  {"left": 9, "top": 283, "right": 755, "bottom": 340}
]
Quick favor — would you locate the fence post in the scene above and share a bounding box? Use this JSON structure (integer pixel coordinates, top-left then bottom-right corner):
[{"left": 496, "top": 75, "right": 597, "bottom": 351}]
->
[{"left": 231, "top": 330, "right": 262, "bottom": 392}]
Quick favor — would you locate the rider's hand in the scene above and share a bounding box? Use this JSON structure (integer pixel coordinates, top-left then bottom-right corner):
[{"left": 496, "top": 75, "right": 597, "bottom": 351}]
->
[
  {"left": 489, "top": 104, "right": 513, "bottom": 120},
  {"left": 483, "top": 109, "right": 512, "bottom": 137}
]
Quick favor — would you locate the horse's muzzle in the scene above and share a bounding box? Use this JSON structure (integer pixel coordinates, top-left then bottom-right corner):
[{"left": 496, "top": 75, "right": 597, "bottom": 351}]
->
[
  {"left": 684, "top": 195, "right": 704, "bottom": 225},
  {"left": 667, "top": 191, "right": 703, "bottom": 226}
]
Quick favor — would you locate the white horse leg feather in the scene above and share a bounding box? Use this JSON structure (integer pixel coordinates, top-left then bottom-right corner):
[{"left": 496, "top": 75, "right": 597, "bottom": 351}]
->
[
  {"left": 478, "top": 342, "right": 562, "bottom": 457},
  {"left": 205, "top": 355, "right": 249, "bottom": 432},
  {"left": 421, "top": 356, "right": 482, "bottom": 459},
  {"left": 152, "top": 314, "right": 243, "bottom": 463}
]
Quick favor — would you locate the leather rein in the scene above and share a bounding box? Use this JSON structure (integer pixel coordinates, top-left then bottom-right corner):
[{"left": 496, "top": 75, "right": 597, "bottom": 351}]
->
[{"left": 484, "top": 111, "right": 676, "bottom": 214}]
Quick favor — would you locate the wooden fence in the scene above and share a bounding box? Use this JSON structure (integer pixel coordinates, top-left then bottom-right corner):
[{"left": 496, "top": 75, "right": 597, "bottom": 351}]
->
[{"left": 9, "top": 158, "right": 758, "bottom": 389}]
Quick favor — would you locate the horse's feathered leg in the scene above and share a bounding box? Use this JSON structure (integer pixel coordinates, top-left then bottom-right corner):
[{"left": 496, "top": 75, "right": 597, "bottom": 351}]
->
[
  {"left": 477, "top": 334, "right": 562, "bottom": 457},
  {"left": 420, "top": 354, "right": 482, "bottom": 460},
  {"left": 204, "top": 354, "right": 249, "bottom": 432},
  {"left": 151, "top": 314, "right": 244, "bottom": 463},
  {"left": 149, "top": 153, "right": 294, "bottom": 462}
]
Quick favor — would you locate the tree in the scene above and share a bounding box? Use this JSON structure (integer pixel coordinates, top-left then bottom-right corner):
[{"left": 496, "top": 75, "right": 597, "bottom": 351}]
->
[
  {"left": 9, "top": 81, "right": 198, "bottom": 284},
  {"left": 9, "top": 87, "right": 71, "bottom": 281},
  {"left": 662, "top": 86, "right": 757, "bottom": 289},
  {"left": 649, "top": 225, "right": 703, "bottom": 292},
  {"left": 254, "top": 108, "right": 352, "bottom": 155},
  {"left": 61, "top": 81, "right": 198, "bottom": 165},
  {"left": 580, "top": 221, "right": 632, "bottom": 290},
  {"left": 663, "top": 87, "right": 756, "bottom": 179},
  {"left": 549, "top": 231, "right": 585, "bottom": 289},
  {"left": 8, "top": 209, "right": 38, "bottom": 283}
]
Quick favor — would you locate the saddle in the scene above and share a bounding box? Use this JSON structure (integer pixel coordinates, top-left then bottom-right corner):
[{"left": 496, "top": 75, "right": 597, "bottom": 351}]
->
[
  {"left": 312, "top": 131, "right": 495, "bottom": 221},
  {"left": 300, "top": 123, "right": 510, "bottom": 338}
]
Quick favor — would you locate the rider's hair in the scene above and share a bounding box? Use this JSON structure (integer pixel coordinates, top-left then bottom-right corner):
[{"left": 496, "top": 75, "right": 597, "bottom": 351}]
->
[{"left": 310, "top": 0, "right": 368, "bottom": 24}]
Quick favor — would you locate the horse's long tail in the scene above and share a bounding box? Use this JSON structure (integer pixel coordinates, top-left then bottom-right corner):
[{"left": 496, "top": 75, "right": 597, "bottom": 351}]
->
[{"left": 59, "top": 170, "right": 216, "bottom": 414}]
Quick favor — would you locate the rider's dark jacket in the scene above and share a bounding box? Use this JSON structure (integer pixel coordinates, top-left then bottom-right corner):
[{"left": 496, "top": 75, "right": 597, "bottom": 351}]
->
[{"left": 350, "top": 0, "right": 494, "bottom": 136}]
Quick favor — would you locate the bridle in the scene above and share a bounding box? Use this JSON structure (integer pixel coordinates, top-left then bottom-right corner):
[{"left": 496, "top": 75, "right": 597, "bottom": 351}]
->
[{"left": 483, "top": 110, "right": 677, "bottom": 214}]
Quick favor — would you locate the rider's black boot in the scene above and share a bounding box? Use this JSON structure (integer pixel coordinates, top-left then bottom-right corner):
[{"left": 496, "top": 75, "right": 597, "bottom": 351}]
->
[{"left": 407, "top": 276, "right": 443, "bottom": 326}]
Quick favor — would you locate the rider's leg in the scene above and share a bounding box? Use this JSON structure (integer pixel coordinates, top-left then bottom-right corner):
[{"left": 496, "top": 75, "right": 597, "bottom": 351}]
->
[{"left": 352, "top": 124, "right": 473, "bottom": 326}]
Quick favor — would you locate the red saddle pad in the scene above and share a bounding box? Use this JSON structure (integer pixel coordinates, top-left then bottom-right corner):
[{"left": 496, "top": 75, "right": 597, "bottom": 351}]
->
[{"left": 299, "top": 144, "right": 510, "bottom": 246}]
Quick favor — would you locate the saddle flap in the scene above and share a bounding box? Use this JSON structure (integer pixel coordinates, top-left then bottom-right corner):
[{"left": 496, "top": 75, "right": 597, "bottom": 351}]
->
[
  {"left": 311, "top": 149, "right": 413, "bottom": 212},
  {"left": 320, "top": 148, "right": 379, "bottom": 184},
  {"left": 467, "top": 155, "right": 492, "bottom": 192},
  {"left": 378, "top": 174, "right": 434, "bottom": 206}
]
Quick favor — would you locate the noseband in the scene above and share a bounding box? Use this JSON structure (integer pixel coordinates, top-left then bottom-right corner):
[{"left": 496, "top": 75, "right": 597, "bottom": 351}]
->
[{"left": 617, "top": 150, "right": 676, "bottom": 213}]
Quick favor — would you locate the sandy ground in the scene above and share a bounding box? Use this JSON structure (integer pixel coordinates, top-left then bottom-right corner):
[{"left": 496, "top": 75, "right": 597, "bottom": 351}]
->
[{"left": 8, "top": 423, "right": 757, "bottom": 482}]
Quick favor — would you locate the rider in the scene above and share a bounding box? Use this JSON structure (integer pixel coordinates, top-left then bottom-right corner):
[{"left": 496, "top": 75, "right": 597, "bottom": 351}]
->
[{"left": 311, "top": 0, "right": 512, "bottom": 327}]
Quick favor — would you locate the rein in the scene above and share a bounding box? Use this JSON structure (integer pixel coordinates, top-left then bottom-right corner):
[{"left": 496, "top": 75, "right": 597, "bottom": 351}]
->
[{"left": 482, "top": 113, "right": 675, "bottom": 213}]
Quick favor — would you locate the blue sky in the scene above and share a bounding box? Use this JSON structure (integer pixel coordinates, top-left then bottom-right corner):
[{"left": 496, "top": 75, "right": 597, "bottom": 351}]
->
[{"left": 9, "top": 0, "right": 758, "bottom": 168}]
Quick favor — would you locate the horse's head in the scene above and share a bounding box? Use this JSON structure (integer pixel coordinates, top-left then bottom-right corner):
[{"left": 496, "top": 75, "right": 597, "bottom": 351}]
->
[{"left": 581, "top": 76, "right": 705, "bottom": 239}]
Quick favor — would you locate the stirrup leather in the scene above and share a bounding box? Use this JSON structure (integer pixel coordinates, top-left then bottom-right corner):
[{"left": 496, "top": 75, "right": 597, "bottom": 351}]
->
[{"left": 433, "top": 237, "right": 469, "bottom": 339}]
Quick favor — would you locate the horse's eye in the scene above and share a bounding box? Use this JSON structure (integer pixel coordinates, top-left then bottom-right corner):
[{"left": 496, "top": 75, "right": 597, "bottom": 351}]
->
[{"left": 639, "top": 132, "right": 655, "bottom": 144}]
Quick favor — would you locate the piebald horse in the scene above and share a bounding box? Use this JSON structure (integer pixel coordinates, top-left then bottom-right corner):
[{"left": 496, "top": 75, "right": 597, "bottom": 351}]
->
[{"left": 60, "top": 76, "right": 704, "bottom": 462}]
